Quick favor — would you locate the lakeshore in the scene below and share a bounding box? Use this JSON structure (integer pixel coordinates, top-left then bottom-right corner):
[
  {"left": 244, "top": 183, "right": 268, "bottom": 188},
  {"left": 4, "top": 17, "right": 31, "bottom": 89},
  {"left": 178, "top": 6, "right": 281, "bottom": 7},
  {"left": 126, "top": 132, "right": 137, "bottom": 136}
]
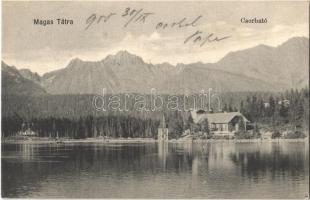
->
[{"left": 1, "top": 136, "right": 308, "bottom": 145}]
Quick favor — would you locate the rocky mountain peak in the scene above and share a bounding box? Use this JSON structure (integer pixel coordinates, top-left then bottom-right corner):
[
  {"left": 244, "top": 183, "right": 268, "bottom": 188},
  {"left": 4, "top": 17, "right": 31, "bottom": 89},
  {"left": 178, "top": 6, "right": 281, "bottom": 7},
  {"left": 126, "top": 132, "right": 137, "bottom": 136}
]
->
[
  {"left": 103, "top": 50, "right": 145, "bottom": 65},
  {"left": 67, "top": 57, "right": 83, "bottom": 68},
  {"left": 19, "top": 68, "right": 41, "bottom": 84}
]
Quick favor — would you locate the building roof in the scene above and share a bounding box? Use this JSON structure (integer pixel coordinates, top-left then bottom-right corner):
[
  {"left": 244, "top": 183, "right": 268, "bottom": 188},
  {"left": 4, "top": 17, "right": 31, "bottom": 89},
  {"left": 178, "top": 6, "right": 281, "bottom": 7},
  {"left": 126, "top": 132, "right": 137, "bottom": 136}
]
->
[{"left": 191, "top": 110, "right": 249, "bottom": 124}]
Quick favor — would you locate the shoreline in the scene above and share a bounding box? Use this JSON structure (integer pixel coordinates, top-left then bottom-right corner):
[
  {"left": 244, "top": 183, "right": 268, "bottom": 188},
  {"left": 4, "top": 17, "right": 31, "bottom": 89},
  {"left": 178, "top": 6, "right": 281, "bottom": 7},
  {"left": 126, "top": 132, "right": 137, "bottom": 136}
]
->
[
  {"left": 1, "top": 137, "right": 308, "bottom": 145},
  {"left": 1, "top": 137, "right": 157, "bottom": 144}
]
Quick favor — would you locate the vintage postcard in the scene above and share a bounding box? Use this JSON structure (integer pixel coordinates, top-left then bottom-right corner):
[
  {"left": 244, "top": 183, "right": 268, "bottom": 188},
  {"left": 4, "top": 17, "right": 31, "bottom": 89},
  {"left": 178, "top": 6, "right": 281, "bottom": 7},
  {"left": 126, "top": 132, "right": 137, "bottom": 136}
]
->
[{"left": 1, "top": 1, "right": 309, "bottom": 199}]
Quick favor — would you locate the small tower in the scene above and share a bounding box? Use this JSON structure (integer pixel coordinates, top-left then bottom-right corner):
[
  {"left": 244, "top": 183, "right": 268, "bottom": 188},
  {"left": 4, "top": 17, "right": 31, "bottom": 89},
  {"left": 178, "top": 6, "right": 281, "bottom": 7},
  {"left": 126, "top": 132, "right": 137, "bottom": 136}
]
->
[{"left": 158, "top": 114, "right": 169, "bottom": 141}]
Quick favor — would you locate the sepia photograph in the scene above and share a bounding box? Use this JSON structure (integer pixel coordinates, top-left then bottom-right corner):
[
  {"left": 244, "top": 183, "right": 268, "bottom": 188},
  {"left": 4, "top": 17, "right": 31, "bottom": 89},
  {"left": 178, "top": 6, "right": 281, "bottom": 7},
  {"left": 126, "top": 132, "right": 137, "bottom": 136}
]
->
[{"left": 1, "top": 1, "right": 309, "bottom": 199}]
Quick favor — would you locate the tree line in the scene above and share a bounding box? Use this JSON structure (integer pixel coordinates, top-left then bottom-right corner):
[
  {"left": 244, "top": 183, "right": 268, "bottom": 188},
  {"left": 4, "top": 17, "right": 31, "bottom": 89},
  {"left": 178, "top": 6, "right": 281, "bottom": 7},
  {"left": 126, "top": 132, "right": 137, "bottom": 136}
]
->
[
  {"left": 2, "top": 88, "right": 308, "bottom": 138},
  {"left": 2, "top": 114, "right": 159, "bottom": 139}
]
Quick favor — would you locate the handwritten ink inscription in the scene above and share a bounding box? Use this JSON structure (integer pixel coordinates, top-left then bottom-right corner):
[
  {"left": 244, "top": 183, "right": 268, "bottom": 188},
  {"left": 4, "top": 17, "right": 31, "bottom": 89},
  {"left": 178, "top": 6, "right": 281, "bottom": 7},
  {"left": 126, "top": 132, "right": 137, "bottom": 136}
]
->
[
  {"left": 85, "top": 7, "right": 230, "bottom": 47},
  {"left": 121, "top": 7, "right": 154, "bottom": 27},
  {"left": 85, "top": 13, "right": 116, "bottom": 30},
  {"left": 155, "top": 15, "right": 202, "bottom": 29},
  {"left": 184, "top": 31, "right": 231, "bottom": 47}
]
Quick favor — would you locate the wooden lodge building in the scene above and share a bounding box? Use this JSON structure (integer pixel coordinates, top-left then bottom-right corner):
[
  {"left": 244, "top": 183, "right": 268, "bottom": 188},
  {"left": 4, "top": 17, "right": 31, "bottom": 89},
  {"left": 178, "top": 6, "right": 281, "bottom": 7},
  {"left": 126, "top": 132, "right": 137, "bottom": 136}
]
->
[{"left": 190, "top": 110, "right": 249, "bottom": 137}]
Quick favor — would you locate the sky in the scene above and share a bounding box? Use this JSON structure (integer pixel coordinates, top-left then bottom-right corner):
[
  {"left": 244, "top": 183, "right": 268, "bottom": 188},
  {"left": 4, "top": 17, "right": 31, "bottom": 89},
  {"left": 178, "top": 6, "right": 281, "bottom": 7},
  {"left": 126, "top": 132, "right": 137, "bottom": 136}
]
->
[{"left": 2, "top": 1, "right": 309, "bottom": 75}]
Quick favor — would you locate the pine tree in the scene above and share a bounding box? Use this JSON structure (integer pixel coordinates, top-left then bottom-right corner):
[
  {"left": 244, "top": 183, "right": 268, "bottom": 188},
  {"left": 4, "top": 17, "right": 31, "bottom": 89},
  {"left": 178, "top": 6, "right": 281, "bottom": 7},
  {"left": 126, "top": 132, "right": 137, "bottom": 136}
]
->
[{"left": 201, "top": 118, "right": 210, "bottom": 135}]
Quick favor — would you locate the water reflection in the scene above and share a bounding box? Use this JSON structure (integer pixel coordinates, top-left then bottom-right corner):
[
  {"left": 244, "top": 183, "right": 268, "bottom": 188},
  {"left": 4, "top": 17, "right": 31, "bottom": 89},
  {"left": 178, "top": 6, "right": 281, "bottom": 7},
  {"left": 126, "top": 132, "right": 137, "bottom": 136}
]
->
[
  {"left": 158, "top": 141, "right": 168, "bottom": 170},
  {"left": 2, "top": 141, "right": 309, "bottom": 198},
  {"left": 229, "top": 142, "right": 308, "bottom": 180}
]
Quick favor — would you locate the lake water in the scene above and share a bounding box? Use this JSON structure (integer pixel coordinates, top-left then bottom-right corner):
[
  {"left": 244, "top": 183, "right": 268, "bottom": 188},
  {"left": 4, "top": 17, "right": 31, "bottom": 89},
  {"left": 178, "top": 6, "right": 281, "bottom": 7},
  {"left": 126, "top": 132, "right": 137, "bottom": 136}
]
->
[{"left": 2, "top": 141, "right": 309, "bottom": 198}]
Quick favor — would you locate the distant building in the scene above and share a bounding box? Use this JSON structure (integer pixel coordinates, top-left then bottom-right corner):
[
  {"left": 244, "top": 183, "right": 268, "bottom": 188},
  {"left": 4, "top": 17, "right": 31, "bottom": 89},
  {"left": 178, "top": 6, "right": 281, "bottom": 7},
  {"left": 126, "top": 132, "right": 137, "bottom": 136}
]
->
[
  {"left": 158, "top": 114, "right": 169, "bottom": 141},
  {"left": 278, "top": 99, "right": 290, "bottom": 107},
  {"left": 261, "top": 131, "right": 273, "bottom": 139},
  {"left": 19, "top": 128, "right": 37, "bottom": 137},
  {"left": 190, "top": 110, "right": 249, "bottom": 137},
  {"left": 182, "top": 129, "right": 191, "bottom": 136},
  {"left": 19, "top": 122, "right": 38, "bottom": 137},
  {"left": 264, "top": 102, "right": 270, "bottom": 108}
]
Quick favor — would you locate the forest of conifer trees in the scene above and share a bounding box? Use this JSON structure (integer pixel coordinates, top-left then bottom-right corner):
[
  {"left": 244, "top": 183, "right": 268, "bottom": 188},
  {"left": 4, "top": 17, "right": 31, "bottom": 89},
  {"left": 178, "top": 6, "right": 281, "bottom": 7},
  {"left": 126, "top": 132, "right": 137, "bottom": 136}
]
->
[{"left": 2, "top": 88, "right": 309, "bottom": 139}]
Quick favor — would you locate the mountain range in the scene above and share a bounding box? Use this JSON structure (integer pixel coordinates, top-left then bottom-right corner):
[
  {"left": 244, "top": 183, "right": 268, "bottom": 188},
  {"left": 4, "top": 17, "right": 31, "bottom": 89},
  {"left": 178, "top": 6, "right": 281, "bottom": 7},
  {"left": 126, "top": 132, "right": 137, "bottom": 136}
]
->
[
  {"left": 2, "top": 62, "right": 46, "bottom": 95},
  {"left": 2, "top": 37, "right": 309, "bottom": 95}
]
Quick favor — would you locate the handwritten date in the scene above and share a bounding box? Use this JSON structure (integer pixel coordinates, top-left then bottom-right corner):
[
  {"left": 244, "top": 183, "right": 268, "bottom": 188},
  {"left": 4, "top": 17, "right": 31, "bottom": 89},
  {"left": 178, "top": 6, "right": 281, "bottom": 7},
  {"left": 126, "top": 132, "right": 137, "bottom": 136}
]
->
[{"left": 122, "top": 7, "right": 154, "bottom": 27}]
